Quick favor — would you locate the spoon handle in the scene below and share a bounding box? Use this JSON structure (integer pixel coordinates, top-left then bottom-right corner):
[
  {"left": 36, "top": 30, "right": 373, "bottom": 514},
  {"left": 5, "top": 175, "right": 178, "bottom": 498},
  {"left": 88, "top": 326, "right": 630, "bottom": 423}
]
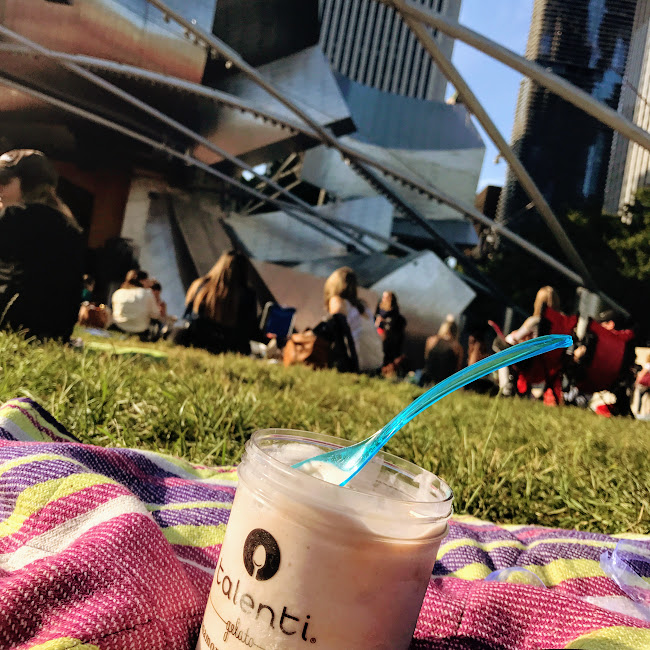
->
[{"left": 369, "top": 334, "right": 572, "bottom": 456}]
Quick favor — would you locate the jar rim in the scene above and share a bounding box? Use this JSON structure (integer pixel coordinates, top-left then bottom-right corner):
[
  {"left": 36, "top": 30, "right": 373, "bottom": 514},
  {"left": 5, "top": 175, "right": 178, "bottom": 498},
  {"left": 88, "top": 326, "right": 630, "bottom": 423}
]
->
[{"left": 240, "top": 429, "right": 453, "bottom": 525}]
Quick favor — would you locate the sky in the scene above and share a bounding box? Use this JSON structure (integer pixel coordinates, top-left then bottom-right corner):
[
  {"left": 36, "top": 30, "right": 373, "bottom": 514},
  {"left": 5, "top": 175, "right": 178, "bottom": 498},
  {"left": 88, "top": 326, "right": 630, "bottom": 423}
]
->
[{"left": 449, "top": 0, "right": 535, "bottom": 191}]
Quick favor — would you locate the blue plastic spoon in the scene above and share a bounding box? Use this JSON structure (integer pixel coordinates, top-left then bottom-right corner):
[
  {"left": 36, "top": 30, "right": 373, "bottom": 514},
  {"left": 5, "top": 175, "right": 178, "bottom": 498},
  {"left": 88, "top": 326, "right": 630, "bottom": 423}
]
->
[{"left": 293, "top": 334, "right": 573, "bottom": 486}]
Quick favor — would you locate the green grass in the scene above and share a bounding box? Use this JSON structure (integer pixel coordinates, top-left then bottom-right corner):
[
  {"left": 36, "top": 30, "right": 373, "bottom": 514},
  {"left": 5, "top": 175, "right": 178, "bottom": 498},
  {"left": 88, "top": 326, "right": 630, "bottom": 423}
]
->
[{"left": 1, "top": 329, "right": 648, "bottom": 535}]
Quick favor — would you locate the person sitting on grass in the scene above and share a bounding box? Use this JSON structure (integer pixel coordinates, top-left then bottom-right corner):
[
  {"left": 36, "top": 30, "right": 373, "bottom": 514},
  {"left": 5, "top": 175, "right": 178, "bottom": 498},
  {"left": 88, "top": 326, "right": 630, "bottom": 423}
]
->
[
  {"left": 0, "top": 149, "right": 84, "bottom": 342},
  {"left": 81, "top": 274, "right": 95, "bottom": 303},
  {"left": 110, "top": 269, "right": 161, "bottom": 340},
  {"left": 495, "top": 285, "right": 561, "bottom": 397},
  {"left": 420, "top": 315, "right": 464, "bottom": 386},
  {"left": 173, "top": 251, "right": 259, "bottom": 355},
  {"left": 324, "top": 267, "right": 383, "bottom": 373}
]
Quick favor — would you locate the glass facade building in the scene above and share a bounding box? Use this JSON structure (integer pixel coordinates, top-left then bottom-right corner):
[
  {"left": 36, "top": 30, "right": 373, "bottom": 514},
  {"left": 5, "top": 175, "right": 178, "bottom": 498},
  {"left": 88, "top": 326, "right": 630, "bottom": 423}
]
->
[
  {"left": 318, "top": 0, "right": 462, "bottom": 101},
  {"left": 498, "top": 0, "right": 637, "bottom": 227},
  {"left": 604, "top": 1, "right": 650, "bottom": 214}
]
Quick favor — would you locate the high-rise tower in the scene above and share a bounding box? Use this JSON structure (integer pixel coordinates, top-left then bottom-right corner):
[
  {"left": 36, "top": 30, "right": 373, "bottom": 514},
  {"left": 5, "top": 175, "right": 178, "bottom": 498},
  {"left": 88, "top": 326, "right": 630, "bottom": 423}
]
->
[
  {"left": 498, "top": 0, "right": 637, "bottom": 227},
  {"left": 604, "top": 1, "right": 650, "bottom": 214},
  {"left": 319, "top": 0, "right": 462, "bottom": 101}
]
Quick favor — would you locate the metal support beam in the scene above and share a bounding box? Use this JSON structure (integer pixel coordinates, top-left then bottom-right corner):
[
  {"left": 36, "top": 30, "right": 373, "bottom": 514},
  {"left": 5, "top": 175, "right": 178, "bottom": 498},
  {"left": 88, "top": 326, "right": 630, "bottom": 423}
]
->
[
  {"left": 1, "top": 12, "right": 617, "bottom": 299},
  {"left": 390, "top": 0, "right": 595, "bottom": 287},
  {"left": 144, "top": 0, "right": 344, "bottom": 149},
  {"left": 375, "top": 0, "right": 650, "bottom": 153},
  {"left": 274, "top": 200, "right": 414, "bottom": 254},
  {"left": 0, "top": 75, "right": 376, "bottom": 255},
  {"left": 142, "top": 0, "right": 597, "bottom": 291},
  {"left": 348, "top": 160, "right": 517, "bottom": 309},
  {"left": 0, "top": 40, "right": 590, "bottom": 290},
  {"left": 0, "top": 25, "right": 374, "bottom": 255},
  {"left": 0, "top": 44, "right": 307, "bottom": 135}
]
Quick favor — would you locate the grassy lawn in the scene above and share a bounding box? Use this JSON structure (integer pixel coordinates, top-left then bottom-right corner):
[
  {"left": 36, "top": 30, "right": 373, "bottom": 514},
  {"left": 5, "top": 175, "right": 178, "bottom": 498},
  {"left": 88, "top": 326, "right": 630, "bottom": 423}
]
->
[{"left": 1, "top": 330, "right": 648, "bottom": 535}]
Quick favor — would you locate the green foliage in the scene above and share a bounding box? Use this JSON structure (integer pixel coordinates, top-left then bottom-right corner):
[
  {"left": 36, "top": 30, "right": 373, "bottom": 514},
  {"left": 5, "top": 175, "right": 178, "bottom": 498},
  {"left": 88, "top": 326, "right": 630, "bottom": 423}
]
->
[
  {"left": 481, "top": 188, "right": 650, "bottom": 328},
  {"left": 611, "top": 187, "right": 650, "bottom": 283},
  {"left": 0, "top": 330, "right": 648, "bottom": 534}
]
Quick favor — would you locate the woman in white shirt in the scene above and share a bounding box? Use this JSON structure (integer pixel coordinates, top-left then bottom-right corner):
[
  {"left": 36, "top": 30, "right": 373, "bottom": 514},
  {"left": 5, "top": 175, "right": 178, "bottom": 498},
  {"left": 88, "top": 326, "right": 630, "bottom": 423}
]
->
[
  {"left": 324, "top": 267, "right": 383, "bottom": 373},
  {"left": 111, "top": 270, "right": 161, "bottom": 337}
]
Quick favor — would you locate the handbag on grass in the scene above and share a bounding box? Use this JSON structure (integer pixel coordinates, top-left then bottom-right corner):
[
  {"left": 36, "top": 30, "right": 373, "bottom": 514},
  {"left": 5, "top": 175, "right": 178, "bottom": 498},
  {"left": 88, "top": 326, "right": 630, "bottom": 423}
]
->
[
  {"left": 283, "top": 314, "right": 358, "bottom": 373},
  {"left": 283, "top": 330, "right": 329, "bottom": 369},
  {"left": 78, "top": 303, "right": 110, "bottom": 329}
]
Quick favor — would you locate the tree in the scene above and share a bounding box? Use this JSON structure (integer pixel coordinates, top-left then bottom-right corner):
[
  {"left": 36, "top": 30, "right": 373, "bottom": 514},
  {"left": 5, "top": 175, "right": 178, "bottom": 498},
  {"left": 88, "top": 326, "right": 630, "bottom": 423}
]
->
[{"left": 480, "top": 188, "right": 650, "bottom": 336}]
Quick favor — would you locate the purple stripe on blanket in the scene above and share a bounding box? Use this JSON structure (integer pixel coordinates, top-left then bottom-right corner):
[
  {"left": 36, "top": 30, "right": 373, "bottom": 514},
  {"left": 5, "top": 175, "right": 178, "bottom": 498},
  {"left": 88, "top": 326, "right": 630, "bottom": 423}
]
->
[
  {"left": 0, "top": 442, "right": 237, "bottom": 506},
  {"left": 0, "top": 444, "right": 62, "bottom": 461},
  {"left": 445, "top": 522, "right": 616, "bottom": 546},
  {"left": 514, "top": 526, "right": 616, "bottom": 543},
  {"left": 152, "top": 506, "right": 231, "bottom": 529},
  {"left": 435, "top": 541, "right": 612, "bottom": 575},
  {"left": 519, "top": 544, "right": 613, "bottom": 563},
  {"left": 444, "top": 525, "right": 521, "bottom": 544},
  {"left": 0, "top": 459, "right": 91, "bottom": 523},
  {"left": 0, "top": 442, "right": 181, "bottom": 483},
  {"left": 0, "top": 458, "right": 89, "bottom": 487}
]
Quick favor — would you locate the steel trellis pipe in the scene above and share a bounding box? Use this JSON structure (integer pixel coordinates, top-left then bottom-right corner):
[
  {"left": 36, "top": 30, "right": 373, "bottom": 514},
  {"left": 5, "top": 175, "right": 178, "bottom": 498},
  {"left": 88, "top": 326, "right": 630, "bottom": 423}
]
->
[
  {"left": 0, "top": 25, "right": 372, "bottom": 254},
  {"left": 0, "top": 4, "right": 603, "bottom": 291},
  {"left": 374, "top": 0, "right": 650, "bottom": 153},
  {"left": 142, "top": 0, "right": 596, "bottom": 285},
  {"left": 0, "top": 45, "right": 310, "bottom": 138},
  {"left": 1, "top": 42, "right": 577, "bottom": 290},
  {"left": 389, "top": 0, "right": 594, "bottom": 287},
  {"left": 0, "top": 75, "right": 374, "bottom": 254},
  {"left": 142, "top": 0, "right": 591, "bottom": 289}
]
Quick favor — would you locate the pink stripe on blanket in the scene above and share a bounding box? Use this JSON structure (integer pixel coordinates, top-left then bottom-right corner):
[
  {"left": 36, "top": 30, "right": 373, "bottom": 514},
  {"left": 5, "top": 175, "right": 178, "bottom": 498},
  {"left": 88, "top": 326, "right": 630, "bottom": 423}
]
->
[
  {"left": 0, "top": 483, "right": 134, "bottom": 555},
  {"left": 0, "top": 513, "right": 203, "bottom": 648},
  {"left": 172, "top": 544, "right": 222, "bottom": 570},
  {"left": 414, "top": 576, "right": 650, "bottom": 648}
]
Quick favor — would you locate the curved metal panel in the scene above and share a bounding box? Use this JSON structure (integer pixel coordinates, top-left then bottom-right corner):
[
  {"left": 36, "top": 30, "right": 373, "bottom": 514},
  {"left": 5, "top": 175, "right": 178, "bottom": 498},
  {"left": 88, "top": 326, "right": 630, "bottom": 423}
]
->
[{"left": 1, "top": 0, "right": 216, "bottom": 82}]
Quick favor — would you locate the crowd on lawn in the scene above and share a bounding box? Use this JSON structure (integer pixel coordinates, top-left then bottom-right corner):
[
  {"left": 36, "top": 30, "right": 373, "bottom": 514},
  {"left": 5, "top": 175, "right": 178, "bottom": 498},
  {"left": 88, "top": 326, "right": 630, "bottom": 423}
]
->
[{"left": 1, "top": 150, "right": 648, "bottom": 419}]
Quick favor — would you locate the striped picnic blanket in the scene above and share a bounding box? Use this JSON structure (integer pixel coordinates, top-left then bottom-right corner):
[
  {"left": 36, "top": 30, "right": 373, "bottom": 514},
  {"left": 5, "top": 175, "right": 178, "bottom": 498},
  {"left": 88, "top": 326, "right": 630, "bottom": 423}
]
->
[{"left": 0, "top": 397, "right": 648, "bottom": 649}]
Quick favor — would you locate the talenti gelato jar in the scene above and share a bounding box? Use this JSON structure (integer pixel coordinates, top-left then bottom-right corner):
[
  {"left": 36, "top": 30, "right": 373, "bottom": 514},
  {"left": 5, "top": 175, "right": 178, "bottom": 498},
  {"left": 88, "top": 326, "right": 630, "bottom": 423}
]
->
[{"left": 198, "top": 429, "right": 453, "bottom": 650}]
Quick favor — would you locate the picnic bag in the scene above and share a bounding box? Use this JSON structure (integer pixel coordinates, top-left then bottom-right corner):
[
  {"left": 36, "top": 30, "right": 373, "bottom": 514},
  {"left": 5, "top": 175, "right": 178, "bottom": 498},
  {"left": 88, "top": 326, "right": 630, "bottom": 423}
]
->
[
  {"left": 283, "top": 314, "right": 359, "bottom": 372},
  {"left": 78, "top": 302, "right": 110, "bottom": 329},
  {"left": 283, "top": 330, "right": 329, "bottom": 369}
]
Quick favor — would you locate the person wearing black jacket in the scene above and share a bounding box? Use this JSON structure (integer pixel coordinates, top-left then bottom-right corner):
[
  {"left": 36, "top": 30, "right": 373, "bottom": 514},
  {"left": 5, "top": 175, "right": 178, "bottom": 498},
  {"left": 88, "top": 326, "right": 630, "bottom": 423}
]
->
[
  {"left": 374, "top": 291, "right": 407, "bottom": 367},
  {"left": 0, "top": 150, "right": 84, "bottom": 341}
]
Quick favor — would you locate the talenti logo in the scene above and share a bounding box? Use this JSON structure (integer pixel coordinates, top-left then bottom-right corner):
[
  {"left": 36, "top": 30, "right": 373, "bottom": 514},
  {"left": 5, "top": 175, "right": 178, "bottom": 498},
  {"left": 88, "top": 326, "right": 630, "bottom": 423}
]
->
[
  {"left": 243, "top": 529, "right": 281, "bottom": 581},
  {"left": 212, "top": 528, "right": 318, "bottom": 645}
]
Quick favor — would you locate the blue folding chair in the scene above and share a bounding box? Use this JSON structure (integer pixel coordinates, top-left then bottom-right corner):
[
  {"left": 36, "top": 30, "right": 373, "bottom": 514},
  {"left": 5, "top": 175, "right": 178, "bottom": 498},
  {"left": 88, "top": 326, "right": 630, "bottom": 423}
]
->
[{"left": 260, "top": 302, "right": 296, "bottom": 341}]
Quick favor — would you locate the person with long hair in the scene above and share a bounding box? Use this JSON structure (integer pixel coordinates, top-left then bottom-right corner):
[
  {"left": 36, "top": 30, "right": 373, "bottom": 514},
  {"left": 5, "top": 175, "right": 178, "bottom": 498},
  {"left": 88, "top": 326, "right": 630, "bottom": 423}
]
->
[
  {"left": 496, "top": 286, "right": 561, "bottom": 396},
  {"left": 374, "top": 290, "right": 407, "bottom": 367},
  {"left": 110, "top": 269, "right": 161, "bottom": 338},
  {"left": 421, "top": 315, "right": 464, "bottom": 386},
  {"left": 324, "top": 267, "right": 383, "bottom": 372},
  {"left": 508, "top": 285, "right": 560, "bottom": 345},
  {"left": 0, "top": 149, "right": 83, "bottom": 340},
  {"left": 176, "top": 251, "right": 258, "bottom": 354}
]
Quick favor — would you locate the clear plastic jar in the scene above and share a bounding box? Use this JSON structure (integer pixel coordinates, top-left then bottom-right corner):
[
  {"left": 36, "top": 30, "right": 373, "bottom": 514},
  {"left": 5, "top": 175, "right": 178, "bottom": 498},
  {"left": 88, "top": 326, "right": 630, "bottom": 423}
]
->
[{"left": 198, "top": 430, "right": 453, "bottom": 650}]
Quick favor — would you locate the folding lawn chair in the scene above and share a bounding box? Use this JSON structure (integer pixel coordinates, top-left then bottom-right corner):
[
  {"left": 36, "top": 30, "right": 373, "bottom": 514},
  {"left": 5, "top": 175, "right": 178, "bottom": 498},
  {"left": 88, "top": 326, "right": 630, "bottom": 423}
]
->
[{"left": 259, "top": 302, "right": 296, "bottom": 342}]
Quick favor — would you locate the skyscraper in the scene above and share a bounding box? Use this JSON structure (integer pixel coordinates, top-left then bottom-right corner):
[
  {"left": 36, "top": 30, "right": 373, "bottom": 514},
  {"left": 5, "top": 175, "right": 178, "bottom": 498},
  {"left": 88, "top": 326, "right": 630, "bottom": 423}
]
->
[
  {"left": 318, "top": 0, "right": 462, "bottom": 101},
  {"left": 604, "top": 1, "right": 650, "bottom": 214},
  {"left": 498, "top": 0, "right": 637, "bottom": 227}
]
